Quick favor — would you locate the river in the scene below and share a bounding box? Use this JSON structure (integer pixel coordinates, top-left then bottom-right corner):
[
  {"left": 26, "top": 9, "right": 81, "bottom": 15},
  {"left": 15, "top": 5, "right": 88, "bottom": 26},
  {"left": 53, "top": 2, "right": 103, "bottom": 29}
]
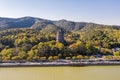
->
[{"left": 0, "top": 66, "right": 120, "bottom": 80}]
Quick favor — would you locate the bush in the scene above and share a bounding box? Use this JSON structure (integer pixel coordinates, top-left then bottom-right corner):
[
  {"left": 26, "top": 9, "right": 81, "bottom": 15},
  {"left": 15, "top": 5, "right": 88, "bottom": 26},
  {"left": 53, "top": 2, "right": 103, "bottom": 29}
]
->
[
  {"left": 48, "top": 56, "right": 53, "bottom": 60},
  {"left": 53, "top": 56, "right": 59, "bottom": 60},
  {"left": 76, "top": 55, "right": 83, "bottom": 59},
  {"left": 84, "top": 56, "right": 89, "bottom": 59},
  {"left": 90, "top": 56, "right": 95, "bottom": 59},
  {"left": 65, "top": 57, "right": 71, "bottom": 60},
  {"left": 12, "top": 56, "right": 21, "bottom": 60},
  {"left": 72, "top": 56, "right": 76, "bottom": 60},
  {"left": 114, "top": 51, "right": 120, "bottom": 56}
]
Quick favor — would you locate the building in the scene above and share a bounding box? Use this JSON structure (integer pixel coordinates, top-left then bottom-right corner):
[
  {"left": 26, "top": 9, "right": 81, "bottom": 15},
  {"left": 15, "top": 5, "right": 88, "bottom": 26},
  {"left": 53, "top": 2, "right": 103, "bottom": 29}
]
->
[{"left": 56, "top": 29, "right": 66, "bottom": 44}]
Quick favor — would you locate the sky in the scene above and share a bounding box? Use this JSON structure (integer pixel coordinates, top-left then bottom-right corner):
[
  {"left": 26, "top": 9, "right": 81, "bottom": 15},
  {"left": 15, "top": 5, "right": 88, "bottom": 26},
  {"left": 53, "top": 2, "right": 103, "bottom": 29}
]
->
[{"left": 0, "top": 0, "right": 120, "bottom": 25}]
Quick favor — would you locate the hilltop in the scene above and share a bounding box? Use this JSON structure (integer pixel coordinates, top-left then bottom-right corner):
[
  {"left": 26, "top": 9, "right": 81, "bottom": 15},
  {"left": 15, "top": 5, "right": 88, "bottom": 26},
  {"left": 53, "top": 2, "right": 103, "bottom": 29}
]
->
[{"left": 0, "top": 16, "right": 120, "bottom": 31}]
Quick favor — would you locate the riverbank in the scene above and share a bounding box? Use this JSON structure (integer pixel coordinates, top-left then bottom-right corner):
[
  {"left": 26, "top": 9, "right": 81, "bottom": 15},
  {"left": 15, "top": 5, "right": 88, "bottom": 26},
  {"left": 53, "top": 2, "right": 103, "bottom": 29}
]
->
[{"left": 0, "top": 60, "right": 120, "bottom": 67}]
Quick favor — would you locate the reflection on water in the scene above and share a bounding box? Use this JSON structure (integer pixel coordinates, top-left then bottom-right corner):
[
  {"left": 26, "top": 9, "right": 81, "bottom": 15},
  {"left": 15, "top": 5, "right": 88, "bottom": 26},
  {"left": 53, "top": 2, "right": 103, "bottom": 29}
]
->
[{"left": 0, "top": 66, "right": 120, "bottom": 80}]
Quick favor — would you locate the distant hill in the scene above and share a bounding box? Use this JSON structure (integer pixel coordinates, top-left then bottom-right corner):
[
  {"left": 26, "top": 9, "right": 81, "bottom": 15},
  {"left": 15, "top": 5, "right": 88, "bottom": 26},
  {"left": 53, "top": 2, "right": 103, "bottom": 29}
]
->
[{"left": 0, "top": 16, "right": 120, "bottom": 31}]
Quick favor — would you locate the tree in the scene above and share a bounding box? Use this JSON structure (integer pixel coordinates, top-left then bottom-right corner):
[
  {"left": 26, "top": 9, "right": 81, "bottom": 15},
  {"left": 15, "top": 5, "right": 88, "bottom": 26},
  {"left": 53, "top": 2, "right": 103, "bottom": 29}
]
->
[
  {"left": 18, "top": 51, "right": 27, "bottom": 59},
  {"left": 0, "top": 43, "right": 4, "bottom": 51},
  {"left": 48, "top": 56, "right": 53, "bottom": 61},
  {"left": 38, "top": 42, "right": 51, "bottom": 57},
  {"left": 53, "top": 56, "right": 59, "bottom": 60},
  {"left": 1, "top": 48, "right": 14, "bottom": 60},
  {"left": 85, "top": 44, "right": 92, "bottom": 55},
  {"left": 76, "top": 55, "right": 83, "bottom": 59},
  {"left": 65, "top": 57, "right": 71, "bottom": 60},
  {"left": 114, "top": 51, "right": 120, "bottom": 56},
  {"left": 40, "top": 57, "right": 46, "bottom": 61},
  {"left": 72, "top": 56, "right": 76, "bottom": 60},
  {"left": 90, "top": 56, "right": 95, "bottom": 59},
  {"left": 69, "top": 43, "right": 78, "bottom": 54},
  {"left": 12, "top": 56, "right": 21, "bottom": 60},
  {"left": 69, "top": 41, "right": 85, "bottom": 55},
  {"left": 84, "top": 56, "right": 89, "bottom": 59},
  {"left": 21, "top": 43, "right": 32, "bottom": 52},
  {"left": 27, "top": 50, "right": 35, "bottom": 60},
  {"left": 56, "top": 42, "right": 64, "bottom": 51}
]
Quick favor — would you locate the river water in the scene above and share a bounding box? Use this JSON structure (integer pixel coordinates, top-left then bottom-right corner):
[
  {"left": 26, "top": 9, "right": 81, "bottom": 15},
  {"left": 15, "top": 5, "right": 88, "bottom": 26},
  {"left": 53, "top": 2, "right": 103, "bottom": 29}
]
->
[{"left": 0, "top": 66, "right": 120, "bottom": 80}]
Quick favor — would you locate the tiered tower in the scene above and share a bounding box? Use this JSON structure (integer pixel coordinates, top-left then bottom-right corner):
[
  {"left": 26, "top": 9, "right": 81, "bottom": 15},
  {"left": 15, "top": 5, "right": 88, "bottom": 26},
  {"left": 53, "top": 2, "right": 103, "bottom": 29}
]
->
[{"left": 56, "top": 29, "right": 65, "bottom": 44}]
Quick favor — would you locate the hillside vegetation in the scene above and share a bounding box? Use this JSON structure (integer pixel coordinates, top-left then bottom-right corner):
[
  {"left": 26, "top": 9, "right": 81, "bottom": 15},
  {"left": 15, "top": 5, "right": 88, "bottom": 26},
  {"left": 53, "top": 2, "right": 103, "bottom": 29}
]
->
[{"left": 0, "top": 17, "right": 120, "bottom": 61}]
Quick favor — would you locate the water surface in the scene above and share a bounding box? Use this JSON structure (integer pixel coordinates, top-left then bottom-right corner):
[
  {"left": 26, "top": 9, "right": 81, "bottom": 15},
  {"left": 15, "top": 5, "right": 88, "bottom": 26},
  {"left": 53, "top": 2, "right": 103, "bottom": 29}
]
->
[{"left": 0, "top": 66, "right": 120, "bottom": 80}]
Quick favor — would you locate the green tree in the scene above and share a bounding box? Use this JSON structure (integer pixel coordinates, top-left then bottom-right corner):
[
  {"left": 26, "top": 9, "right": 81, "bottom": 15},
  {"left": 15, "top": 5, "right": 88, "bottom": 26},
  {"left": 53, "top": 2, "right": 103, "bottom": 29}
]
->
[
  {"left": 18, "top": 51, "right": 27, "bottom": 59},
  {"left": 114, "top": 51, "right": 120, "bottom": 56}
]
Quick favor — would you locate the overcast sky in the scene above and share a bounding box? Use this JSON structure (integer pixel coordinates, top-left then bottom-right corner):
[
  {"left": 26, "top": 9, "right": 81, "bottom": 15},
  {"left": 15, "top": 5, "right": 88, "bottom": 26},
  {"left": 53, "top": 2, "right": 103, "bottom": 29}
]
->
[{"left": 0, "top": 0, "right": 120, "bottom": 25}]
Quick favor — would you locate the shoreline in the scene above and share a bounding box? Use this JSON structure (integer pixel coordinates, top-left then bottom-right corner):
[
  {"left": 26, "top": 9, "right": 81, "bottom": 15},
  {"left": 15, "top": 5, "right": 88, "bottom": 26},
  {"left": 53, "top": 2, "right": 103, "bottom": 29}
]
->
[{"left": 1, "top": 60, "right": 120, "bottom": 67}]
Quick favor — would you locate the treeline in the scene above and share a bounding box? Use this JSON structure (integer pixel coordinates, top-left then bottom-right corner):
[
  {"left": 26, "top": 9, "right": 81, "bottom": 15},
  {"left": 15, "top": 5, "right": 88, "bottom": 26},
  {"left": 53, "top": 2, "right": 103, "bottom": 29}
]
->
[{"left": 0, "top": 27, "right": 120, "bottom": 61}]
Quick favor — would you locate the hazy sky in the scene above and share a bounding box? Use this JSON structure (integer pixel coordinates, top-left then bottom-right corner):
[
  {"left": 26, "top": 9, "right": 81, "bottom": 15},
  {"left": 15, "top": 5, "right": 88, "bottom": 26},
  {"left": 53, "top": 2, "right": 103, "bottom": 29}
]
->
[{"left": 0, "top": 0, "right": 120, "bottom": 25}]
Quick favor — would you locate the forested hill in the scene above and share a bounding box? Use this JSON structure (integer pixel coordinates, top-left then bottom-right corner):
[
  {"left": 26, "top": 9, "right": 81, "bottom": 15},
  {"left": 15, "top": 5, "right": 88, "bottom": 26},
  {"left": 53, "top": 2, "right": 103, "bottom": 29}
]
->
[
  {"left": 0, "top": 16, "right": 120, "bottom": 31},
  {"left": 0, "top": 17, "right": 120, "bottom": 61}
]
